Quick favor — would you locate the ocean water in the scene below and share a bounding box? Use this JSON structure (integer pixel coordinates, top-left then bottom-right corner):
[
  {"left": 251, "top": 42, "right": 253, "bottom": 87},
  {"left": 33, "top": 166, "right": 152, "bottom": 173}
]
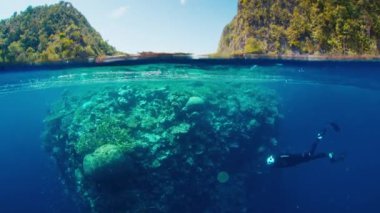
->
[{"left": 0, "top": 60, "right": 379, "bottom": 213}]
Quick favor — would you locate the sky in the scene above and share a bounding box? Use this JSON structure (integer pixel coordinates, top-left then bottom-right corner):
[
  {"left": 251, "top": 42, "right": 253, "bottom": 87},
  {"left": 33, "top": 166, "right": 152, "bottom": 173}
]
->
[{"left": 0, "top": 0, "right": 237, "bottom": 54}]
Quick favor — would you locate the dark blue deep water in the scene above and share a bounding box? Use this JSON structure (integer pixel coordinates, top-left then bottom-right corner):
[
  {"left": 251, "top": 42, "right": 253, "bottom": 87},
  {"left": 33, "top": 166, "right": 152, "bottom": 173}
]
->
[{"left": 0, "top": 60, "right": 379, "bottom": 213}]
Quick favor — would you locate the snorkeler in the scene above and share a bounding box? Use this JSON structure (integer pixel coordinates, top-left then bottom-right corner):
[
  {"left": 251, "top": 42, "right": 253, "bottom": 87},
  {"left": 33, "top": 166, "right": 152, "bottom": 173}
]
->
[{"left": 266, "top": 123, "right": 345, "bottom": 168}]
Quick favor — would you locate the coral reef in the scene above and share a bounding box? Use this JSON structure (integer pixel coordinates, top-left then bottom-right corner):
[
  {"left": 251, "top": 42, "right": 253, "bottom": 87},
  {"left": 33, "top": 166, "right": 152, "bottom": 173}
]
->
[
  {"left": 82, "top": 144, "right": 133, "bottom": 182},
  {"left": 43, "top": 81, "right": 280, "bottom": 212}
]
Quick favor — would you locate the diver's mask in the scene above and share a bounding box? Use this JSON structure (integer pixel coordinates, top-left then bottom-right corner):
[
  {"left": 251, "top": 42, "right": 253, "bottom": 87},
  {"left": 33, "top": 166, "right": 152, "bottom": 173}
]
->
[{"left": 266, "top": 155, "right": 275, "bottom": 166}]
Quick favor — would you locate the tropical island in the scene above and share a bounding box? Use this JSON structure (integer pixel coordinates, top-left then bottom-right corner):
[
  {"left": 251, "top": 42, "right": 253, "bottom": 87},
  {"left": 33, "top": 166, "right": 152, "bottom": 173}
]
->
[
  {"left": 0, "top": 1, "right": 116, "bottom": 64},
  {"left": 1, "top": 0, "right": 380, "bottom": 64}
]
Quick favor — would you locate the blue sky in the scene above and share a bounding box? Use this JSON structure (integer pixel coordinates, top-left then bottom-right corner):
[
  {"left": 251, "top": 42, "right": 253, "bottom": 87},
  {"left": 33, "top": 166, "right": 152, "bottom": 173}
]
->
[{"left": 0, "top": 0, "right": 237, "bottom": 54}]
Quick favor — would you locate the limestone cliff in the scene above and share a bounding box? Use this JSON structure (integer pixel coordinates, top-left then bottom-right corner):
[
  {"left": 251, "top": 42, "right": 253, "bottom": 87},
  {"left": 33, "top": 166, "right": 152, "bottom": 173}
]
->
[{"left": 218, "top": 0, "right": 380, "bottom": 56}]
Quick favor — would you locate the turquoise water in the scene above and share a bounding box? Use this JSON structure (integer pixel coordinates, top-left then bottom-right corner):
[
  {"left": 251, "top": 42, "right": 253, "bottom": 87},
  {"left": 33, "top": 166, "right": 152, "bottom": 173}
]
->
[{"left": 0, "top": 60, "right": 379, "bottom": 212}]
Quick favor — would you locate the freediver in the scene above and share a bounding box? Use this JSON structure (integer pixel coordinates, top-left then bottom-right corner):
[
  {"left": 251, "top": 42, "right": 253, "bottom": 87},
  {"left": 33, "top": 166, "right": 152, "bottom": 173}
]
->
[{"left": 266, "top": 123, "right": 345, "bottom": 168}]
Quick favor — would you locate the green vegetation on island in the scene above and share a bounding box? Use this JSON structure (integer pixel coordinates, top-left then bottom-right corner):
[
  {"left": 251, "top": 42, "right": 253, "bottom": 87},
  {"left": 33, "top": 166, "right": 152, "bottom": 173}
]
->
[
  {"left": 218, "top": 0, "right": 380, "bottom": 56},
  {"left": 44, "top": 78, "right": 280, "bottom": 212},
  {"left": 0, "top": 1, "right": 116, "bottom": 64}
]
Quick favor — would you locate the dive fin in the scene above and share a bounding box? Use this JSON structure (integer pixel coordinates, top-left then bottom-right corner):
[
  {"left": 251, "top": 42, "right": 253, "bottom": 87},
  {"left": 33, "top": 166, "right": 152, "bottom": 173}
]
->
[
  {"left": 329, "top": 122, "right": 341, "bottom": 132},
  {"left": 329, "top": 152, "right": 346, "bottom": 163}
]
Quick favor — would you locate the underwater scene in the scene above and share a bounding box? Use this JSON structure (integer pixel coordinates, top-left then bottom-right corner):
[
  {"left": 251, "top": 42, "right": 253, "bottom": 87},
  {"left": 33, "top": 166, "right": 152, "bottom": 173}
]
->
[{"left": 0, "top": 60, "right": 380, "bottom": 213}]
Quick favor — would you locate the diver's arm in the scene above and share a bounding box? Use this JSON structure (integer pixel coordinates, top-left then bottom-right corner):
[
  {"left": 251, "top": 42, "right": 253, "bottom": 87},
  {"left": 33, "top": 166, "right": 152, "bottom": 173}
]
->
[
  {"left": 309, "top": 125, "right": 330, "bottom": 155},
  {"left": 309, "top": 123, "right": 341, "bottom": 156}
]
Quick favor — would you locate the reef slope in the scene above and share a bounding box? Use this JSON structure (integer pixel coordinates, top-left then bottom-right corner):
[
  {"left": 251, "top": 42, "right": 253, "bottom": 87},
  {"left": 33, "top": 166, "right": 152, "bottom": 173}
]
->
[{"left": 44, "top": 81, "right": 280, "bottom": 212}]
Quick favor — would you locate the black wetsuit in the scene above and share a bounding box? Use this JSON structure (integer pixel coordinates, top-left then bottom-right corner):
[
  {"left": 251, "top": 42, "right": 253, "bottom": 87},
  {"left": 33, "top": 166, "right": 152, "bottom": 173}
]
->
[{"left": 272, "top": 140, "right": 328, "bottom": 168}]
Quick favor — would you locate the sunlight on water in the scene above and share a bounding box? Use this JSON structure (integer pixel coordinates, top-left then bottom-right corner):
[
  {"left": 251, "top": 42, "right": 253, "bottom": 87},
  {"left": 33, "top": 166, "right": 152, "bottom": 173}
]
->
[
  {"left": 0, "top": 64, "right": 282, "bottom": 95},
  {"left": 1, "top": 61, "right": 380, "bottom": 96}
]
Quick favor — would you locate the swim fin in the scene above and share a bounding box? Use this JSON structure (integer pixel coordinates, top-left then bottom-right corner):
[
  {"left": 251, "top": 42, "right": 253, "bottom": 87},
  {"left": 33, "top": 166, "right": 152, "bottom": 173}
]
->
[
  {"left": 329, "top": 152, "right": 345, "bottom": 163},
  {"left": 329, "top": 122, "right": 341, "bottom": 132}
]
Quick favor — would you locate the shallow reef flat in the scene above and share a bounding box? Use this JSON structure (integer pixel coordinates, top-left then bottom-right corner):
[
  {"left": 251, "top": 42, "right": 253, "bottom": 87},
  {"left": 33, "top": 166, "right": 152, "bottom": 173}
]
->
[{"left": 43, "top": 80, "right": 280, "bottom": 212}]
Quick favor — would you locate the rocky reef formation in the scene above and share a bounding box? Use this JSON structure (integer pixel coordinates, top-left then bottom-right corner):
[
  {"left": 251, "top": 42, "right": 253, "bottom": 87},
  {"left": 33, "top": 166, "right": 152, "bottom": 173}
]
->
[
  {"left": 44, "top": 82, "right": 280, "bottom": 212},
  {"left": 218, "top": 0, "right": 380, "bottom": 56}
]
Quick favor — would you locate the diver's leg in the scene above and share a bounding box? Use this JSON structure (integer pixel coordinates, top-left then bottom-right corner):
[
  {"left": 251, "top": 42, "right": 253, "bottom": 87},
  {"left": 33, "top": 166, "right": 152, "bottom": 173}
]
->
[
  {"left": 310, "top": 152, "right": 345, "bottom": 163},
  {"left": 297, "top": 152, "right": 326, "bottom": 165},
  {"left": 310, "top": 123, "right": 341, "bottom": 155},
  {"left": 308, "top": 141, "right": 319, "bottom": 156},
  {"left": 309, "top": 128, "right": 327, "bottom": 155},
  {"left": 328, "top": 152, "right": 346, "bottom": 163},
  {"left": 310, "top": 153, "right": 327, "bottom": 160}
]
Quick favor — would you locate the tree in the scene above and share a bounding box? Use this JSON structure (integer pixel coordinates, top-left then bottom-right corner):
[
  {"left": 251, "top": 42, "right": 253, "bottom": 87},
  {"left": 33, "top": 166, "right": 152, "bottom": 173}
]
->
[
  {"left": 7, "top": 41, "right": 24, "bottom": 62},
  {"left": 244, "top": 37, "right": 266, "bottom": 54}
]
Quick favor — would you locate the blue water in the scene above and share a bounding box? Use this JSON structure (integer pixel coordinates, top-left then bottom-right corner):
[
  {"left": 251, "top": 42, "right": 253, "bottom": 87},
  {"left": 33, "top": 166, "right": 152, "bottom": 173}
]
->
[
  {"left": 272, "top": 84, "right": 380, "bottom": 212},
  {"left": 0, "top": 60, "right": 379, "bottom": 212},
  {"left": 0, "top": 89, "right": 80, "bottom": 212}
]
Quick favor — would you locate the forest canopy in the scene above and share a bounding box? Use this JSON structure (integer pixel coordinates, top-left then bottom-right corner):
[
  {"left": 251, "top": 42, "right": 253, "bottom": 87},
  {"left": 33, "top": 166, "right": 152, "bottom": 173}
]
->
[
  {"left": 218, "top": 0, "right": 380, "bottom": 56},
  {"left": 0, "top": 1, "right": 116, "bottom": 63}
]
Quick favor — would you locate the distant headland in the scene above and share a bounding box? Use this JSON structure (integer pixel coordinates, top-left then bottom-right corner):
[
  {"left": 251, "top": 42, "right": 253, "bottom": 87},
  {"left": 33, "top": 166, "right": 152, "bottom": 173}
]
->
[{"left": 217, "top": 0, "right": 380, "bottom": 58}]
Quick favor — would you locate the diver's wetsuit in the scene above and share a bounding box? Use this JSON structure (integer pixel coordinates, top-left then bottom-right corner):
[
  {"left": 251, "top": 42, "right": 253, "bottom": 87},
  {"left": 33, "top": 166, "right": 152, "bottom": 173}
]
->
[
  {"left": 270, "top": 123, "right": 344, "bottom": 168},
  {"left": 272, "top": 140, "right": 329, "bottom": 168}
]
